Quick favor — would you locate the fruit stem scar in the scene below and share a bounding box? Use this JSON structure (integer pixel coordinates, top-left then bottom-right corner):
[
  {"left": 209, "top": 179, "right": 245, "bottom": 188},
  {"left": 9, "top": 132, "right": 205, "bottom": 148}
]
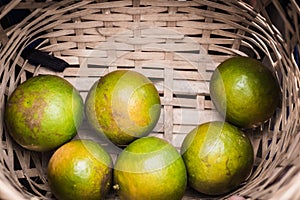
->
[{"left": 113, "top": 184, "right": 120, "bottom": 191}]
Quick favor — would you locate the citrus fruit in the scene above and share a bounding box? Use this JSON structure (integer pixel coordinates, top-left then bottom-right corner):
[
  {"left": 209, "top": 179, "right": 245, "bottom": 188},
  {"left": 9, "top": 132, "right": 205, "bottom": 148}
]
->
[
  {"left": 85, "top": 70, "right": 161, "bottom": 146},
  {"left": 113, "top": 136, "right": 187, "bottom": 200},
  {"left": 209, "top": 56, "right": 281, "bottom": 128},
  {"left": 47, "top": 139, "right": 113, "bottom": 200},
  {"left": 4, "top": 75, "right": 84, "bottom": 151},
  {"left": 181, "top": 121, "right": 254, "bottom": 195}
]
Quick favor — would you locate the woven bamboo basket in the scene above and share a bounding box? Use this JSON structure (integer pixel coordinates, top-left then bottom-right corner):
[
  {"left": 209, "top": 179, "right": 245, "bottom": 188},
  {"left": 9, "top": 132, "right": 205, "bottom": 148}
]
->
[{"left": 0, "top": 0, "right": 300, "bottom": 199}]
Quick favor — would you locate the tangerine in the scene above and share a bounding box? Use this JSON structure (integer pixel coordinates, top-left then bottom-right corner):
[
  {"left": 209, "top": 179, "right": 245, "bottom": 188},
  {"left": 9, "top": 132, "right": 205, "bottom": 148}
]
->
[
  {"left": 113, "top": 136, "right": 187, "bottom": 200},
  {"left": 47, "top": 139, "right": 113, "bottom": 200},
  {"left": 85, "top": 70, "right": 161, "bottom": 146},
  {"left": 5, "top": 75, "right": 83, "bottom": 151},
  {"left": 181, "top": 121, "right": 254, "bottom": 195},
  {"left": 209, "top": 56, "right": 280, "bottom": 128}
]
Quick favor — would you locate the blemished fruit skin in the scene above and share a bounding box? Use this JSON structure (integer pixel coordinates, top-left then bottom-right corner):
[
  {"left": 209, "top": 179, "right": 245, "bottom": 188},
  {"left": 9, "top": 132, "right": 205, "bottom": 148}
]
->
[
  {"left": 85, "top": 70, "right": 161, "bottom": 146},
  {"left": 181, "top": 121, "right": 254, "bottom": 195},
  {"left": 209, "top": 56, "right": 281, "bottom": 128},
  {"left": 113, "top": 136, "right": 187, "bottom": 200},
  {"left": 4, "top": 75, "right": 84, "bottom": 151},
  {"left": 47, "top": 139, "right": 113, "bottom": 200}
]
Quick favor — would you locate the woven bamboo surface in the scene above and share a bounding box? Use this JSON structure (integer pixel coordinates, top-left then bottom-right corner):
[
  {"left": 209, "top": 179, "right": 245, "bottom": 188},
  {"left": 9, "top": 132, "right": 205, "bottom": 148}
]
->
[{"left": 0, "top": 0, "right": 300, "bottom": 199}]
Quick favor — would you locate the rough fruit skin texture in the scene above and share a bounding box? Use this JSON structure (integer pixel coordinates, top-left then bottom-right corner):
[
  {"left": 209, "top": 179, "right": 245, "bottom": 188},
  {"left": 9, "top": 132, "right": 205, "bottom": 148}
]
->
[
  {"left": 4, "top": 75, "right": 84, "bottom": 151},
  {"left": 47, "top": 139, "right": 113, "bottom": 200},
  {"left": 209, "top": 56, "right": 281, "bottom": 128},
  {"left": 181, "top": 121, "right": 254, "bottom": 195},
  {"left": 85, "top": 70, "right": 161, "bottom": 146},
  {"left": 113, "top": 136, "right": 187, "bottom": 200}
]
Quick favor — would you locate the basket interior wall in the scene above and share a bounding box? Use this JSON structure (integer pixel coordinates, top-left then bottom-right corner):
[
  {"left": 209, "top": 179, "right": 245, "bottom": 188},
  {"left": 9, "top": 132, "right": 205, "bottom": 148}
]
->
[{"left": 0, "top": 0, "right": 300, "bottom": 199}]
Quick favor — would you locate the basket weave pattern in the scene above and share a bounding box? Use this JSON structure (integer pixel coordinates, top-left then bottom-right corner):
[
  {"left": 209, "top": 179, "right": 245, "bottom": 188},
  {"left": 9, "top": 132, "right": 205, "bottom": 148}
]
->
[{"left": 0, "top": 0, "right": 300, "bottom": 199}]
